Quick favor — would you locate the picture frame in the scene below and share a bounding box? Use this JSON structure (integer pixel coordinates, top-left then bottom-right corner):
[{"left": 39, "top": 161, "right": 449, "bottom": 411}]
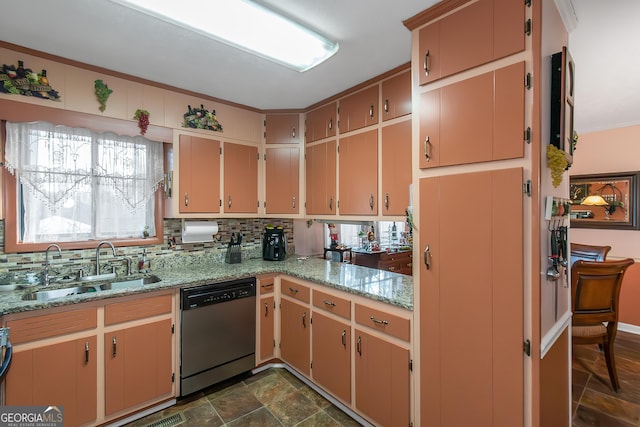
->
[{"left": 569, "top": 172, "right": 640, "bottom": 230}]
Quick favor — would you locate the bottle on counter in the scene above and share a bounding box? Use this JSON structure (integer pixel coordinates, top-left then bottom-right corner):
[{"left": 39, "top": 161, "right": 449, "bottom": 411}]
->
[
  {"left": 138, "top": 249, "right": 150, "bottom": 273},
  {"left": 391, "top": 222, "right": 397, "bottom": 243}
]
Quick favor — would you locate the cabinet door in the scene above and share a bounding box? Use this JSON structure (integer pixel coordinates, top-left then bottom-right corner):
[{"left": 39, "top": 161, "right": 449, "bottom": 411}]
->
[
  {"left": 381, "top": 121, "right": 412, "bottom": 215},
  {"left": 179, "top": 135, "right": 220, "bottom": 213},
  {"left": 259, "top": 295, "right": 275, "bottom": 362},
  {"left": 6, "top": 336, "right": 98, "bottom": 426},
  {"left": 339, "top": 85, "right": 379, "bottom": 133},
  {"left": 311, "top": 312, "right": 351, "bottom": 403},
  {"left": 382, "top": 70, "right": 412, "bottom": 121},
  {"left": 354, "top": 328, "right": 410, "bottom": 427},
  {"left": 305, "top": 140, "right": 337, "bottom": 215},
  {"left": 265, "top": 147, "right": 299, "bottom": 214},
  {"left": 419, "top": 89, "right": 440, "bottom": 168},
  {"left": 419, "top": 169, "right": 523, "bottom": 426},
  {"left": 339, "top": 129, "right": 378, "bottom": 215},
  {"left": 305, "top": 102, "right": 336, "bottom": 143},
  {"left": 265, "top": 113, "right": 299, "bottom": 144},
  {"left": 105, "top": 319, "right": 173, "bottom": 416},
  {"left": 224, "top": 142, "right": 258, "bottom": 213},
  {"left": 280, "top": 298, "right": 310, "bottom": 375}
]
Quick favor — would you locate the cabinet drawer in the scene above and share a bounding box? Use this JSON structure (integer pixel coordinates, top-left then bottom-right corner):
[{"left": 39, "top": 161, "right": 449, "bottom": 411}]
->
[
  {"left": 354, "top": 304, "right": 410, "bottom": 342},
  {"left": 105, "top": 294, "right": 172, "bottom": 326},
  {"left": 313, "top": 289, "right": 351, "bottom": 320},
  {"left": 7, "top": 307, "right": 97, "bottom": 344},
  {"left": 258, "top": 276, "right": 275, "bottom": 295},
  {"left": 281, "top": 278, "right": 310, "bottom": 303}
]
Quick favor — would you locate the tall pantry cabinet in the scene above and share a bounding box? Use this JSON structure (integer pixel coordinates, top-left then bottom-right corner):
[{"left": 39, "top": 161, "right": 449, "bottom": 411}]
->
[{"left": 403, "top": 0, "right": 567, "bottom": 425}]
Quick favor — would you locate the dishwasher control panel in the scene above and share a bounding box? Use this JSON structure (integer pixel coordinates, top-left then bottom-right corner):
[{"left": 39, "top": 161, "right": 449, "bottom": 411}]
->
[{"left": 181, "top": 277, "right": 256, "bottom": 310}]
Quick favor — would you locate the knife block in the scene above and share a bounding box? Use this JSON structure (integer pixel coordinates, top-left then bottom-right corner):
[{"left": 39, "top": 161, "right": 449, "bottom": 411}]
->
[{"left": 225, "top": 243, "right": 241, "bottom": 264}]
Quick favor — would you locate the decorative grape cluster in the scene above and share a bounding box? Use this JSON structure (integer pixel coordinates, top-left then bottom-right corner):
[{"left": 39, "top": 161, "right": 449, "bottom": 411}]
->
[
  {"left": 547, "top": 144, "right": 568, "bottom": 188},
  {"left": 134, "top": 109, "right": 150, "bottom": 135}
]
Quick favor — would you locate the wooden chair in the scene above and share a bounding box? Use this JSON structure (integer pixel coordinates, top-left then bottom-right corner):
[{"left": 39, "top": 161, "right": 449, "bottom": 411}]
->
[
  {"left": 570, "top": 243, "right": 611, "bottom": 266},
  {"left": 571, "top": 258, "right": 634, "bottom": 392}
]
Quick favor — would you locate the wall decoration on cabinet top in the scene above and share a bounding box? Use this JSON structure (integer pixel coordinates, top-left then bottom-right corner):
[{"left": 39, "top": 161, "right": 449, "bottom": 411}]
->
[
  {"left": 182, "top": 104, "right": 223, "bottom": 132},
  {"left": 0, "top": 60, "right": 60, "bottom": 100}
]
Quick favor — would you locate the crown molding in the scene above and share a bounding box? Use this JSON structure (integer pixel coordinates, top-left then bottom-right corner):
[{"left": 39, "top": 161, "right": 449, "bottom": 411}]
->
[{"left": 554, "top": 0, "right": 578, "bottom": 32}]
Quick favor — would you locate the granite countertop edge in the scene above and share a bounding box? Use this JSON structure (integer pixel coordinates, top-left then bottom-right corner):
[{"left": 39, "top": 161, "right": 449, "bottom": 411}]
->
[{"left": 0, "top": 256, "right": 414, "bottom": 316}]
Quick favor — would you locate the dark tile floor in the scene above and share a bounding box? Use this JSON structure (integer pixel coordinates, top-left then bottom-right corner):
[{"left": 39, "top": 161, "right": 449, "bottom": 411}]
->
[
  {"left": 126, "top": 367, "right": 363, "bottom": 427},
  {"left": 572, "top": 331, "right": 640, "bottom": 426}
]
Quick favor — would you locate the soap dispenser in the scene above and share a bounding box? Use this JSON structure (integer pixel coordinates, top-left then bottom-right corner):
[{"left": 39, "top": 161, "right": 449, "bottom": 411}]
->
[{"left": 138, "top": 249, "right": 150, "bottom": 273}]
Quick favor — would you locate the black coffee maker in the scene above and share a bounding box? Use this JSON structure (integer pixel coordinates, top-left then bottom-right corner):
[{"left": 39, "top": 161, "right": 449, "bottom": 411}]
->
[{"left": 263, "top": 225, "right": 287, "bottom": 261}]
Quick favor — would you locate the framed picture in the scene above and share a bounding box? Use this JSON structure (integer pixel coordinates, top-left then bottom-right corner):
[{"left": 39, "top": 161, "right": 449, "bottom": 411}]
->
[
  {"left": 569, "top": 172, "right": 640, "bottom": 230},
  {"left": 550, "top": 46, "right": 575, "bottom": 168}
]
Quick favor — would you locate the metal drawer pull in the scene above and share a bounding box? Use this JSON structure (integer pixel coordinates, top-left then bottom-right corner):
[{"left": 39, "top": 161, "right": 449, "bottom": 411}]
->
[
  {"left": 289, "top": 287, "right": 299, "bottom": 294},
  {"left": 323, "top": 299, "right": 336, "bottom": 307},
  {"left": 424, "top": 136, "right": 431, "bottom": 162},
  {"left": 341, "top": 330, "right": 347, "bottom": 347},
  {"left": 424, "top": 49, "right": 430, "bottom": 76},
  {"left": 357, "top": 336, "right": 362, "bottom": 355},
  {"left": 184, "top": 192, "right": 189, "bottom": 207},
  {"left": 264, "top": 301, "right": 269, "bottom": 316},
  {"left": 85, "top": 341, "right": 90, "bottom": 364},
  {"left": 302, "top": 311, "right": 307, "bottom": 328},
  {"left": 112, "top": 336, "right": 117, "bottom": 357},
  {"left": 424, "top": 244, "right": 431, "bottom": 270},
  {"left": 370, "top": 316, "right": 389, "bottom": 326}
]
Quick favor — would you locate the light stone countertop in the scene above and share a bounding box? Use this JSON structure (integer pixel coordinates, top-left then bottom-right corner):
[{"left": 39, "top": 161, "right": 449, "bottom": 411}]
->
[{"left": 0, "top": 256, "right": 414, "bottom": 316}]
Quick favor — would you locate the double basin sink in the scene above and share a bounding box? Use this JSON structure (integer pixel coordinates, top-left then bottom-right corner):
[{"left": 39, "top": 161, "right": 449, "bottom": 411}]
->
[{"left": 22, "top": 275, "right": 161, "bottom": 302}]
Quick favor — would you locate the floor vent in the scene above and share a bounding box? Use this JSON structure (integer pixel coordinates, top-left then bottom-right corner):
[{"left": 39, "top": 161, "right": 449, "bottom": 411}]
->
[{"left": 142, "top": 412, "right": 185, "bottom": 427}]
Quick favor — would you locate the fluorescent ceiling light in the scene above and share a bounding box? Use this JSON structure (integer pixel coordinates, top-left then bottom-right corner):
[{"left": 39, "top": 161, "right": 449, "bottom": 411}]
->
[{"left": 110, "top": 0, "right": 339, "bottom": 72}]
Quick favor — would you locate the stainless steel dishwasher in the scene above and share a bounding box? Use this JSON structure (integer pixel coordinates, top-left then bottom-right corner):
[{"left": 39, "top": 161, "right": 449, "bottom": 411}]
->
[{"left": 180, "top": 277, "right": 256, "bottom": 396}]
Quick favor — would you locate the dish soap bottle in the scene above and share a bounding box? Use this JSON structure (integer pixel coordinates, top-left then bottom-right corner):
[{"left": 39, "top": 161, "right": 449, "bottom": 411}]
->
[{"left": 138, "top": 249, "right": 150, "bottom": 273}]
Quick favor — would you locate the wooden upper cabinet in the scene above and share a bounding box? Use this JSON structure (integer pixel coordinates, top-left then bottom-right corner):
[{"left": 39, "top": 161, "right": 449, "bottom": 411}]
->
[
  {"left": 418, "top": 0, "right": 525, "bottom": 86},
  {"left": 265, "top": 113, "right": 300, "bottom": 144},
  {"left": 382, "top": 70, "right": 412, "bottom": 121},
  {"left": 419, "top": 61, "right": 524, "bottom": 168},
  {"left": 381, "top": 120, "right": 412, "bottom": 215},
  {"left": 338, "top": 85, "right": 379, "bottom": 133},
  {"left": 265, "top": 146, "right": 300, "bottom": 214},
  {"left": 305, "top": 140, "right": 337, "bottom": 215},
  {"left": 305, "top": 102, "right": 337, "bottom": 143},
  {"left": 338, "top": 129, "right": 378, "bottom": 215},
  {"left": 224, "top": 142, "right": 258, "bottom": 213},
  {"left": 178, "top": 134, "right": 220, "bottom": 213}
]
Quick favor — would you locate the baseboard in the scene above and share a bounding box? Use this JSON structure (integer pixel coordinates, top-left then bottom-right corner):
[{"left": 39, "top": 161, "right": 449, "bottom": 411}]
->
[{"left": 618, "top": 322, "right": 640, "bottom": 335}]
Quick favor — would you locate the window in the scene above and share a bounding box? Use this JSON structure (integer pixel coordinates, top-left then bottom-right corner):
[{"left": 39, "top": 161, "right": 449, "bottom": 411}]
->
[{"left": 5, "top": 121, "right": 164, "bottom": 245}]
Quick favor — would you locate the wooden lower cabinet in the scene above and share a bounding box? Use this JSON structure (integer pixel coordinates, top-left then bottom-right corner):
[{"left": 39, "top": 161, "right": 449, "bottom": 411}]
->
[
  {"left": 259, "top": 295, "right": 275, "bottom": 362},
  {"left": 104, "top": 319, "right": 173, "bottom": 416},
  {"left": 311, "top": 312, "right": 351, "bottom": 403},
  {"left": 6, "top": 336, "right": 98, "bottom": 426},
  {"left": 280, "top": 298, "right": 310, "bottom": 375},
  {"left": 354, "top": 328, "right": 410, "bottom": 427}
]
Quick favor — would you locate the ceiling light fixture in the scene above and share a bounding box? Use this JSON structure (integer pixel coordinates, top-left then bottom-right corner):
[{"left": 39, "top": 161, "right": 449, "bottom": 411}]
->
[{"left": 110, "top": 0, "right": 339, "bottom": 72}]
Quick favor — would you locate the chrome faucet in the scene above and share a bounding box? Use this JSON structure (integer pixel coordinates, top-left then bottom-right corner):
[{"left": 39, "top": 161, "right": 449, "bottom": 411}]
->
[
  {"left": 43, "top": 243, "right": 62, "bottom": 286},
  {"left": 95, "top": 241, "right": 116, "bottom": 276}
]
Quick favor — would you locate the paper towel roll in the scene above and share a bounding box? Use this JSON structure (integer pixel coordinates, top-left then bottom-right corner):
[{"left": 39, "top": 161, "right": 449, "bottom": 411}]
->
[{"left": 181, "top": 221, "right": 219, "bottom": 244}]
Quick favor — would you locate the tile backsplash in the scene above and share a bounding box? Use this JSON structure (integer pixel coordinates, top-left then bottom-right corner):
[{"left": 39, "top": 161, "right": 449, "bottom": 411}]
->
[{"left": 0, "top": 218, "right": 293, "bottom": 280}]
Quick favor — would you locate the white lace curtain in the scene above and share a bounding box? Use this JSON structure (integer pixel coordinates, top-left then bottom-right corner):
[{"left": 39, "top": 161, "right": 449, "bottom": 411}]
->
[{"left": 4, "top": 121, "right": 164, "bottom": 242}]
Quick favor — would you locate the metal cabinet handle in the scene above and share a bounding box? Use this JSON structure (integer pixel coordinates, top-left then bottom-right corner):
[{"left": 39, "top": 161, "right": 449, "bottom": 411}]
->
[
  {"left": 341, "top": 330, "right": 347, "bottom": 348},
  {"left": 424, "top": 244, "right": 431, "bottom": 270},
  {"left": 385, "top": 192, "right": 389, "bottom": 210},
  {"left": 85, "top": 341, "right": 90, "bottom": 364},
  {"left": 369, "top": 104, "right": 374, "bottom": 119},
  {"left": 329, "top": 197, "right": 333, "bottom": 211},
  {"left": 264, "top": 301, "right": 269, "bottom": 317},
  {"left": 384, "top": 98, "right": 389, "bottom": 114},
  {"left": 228, "top": 195, "right": 232, "bottom": 208},
  {"left": 369, "top": 194, "right": 374, "bottom": 210},
  {"left": 424, "top": 49, "right": 430, "bottom": 76},
  {"left": 184, "top": 192, "right": 189, "bottom": 207},
  {"left": 357, "top": 336, "right": 362, "bottom": 355},
  {"left": 302, "top": 311, "right": 307, "bottom": 328},
  {"left": 370, "top": 315, "right": 389, "bottom": 325},
  {"left": 323, "top": 299, "right": 336, "bottom": 307},
  {"left": 424, "top": 136, "right": 431, "bottom": 162},
  {"left": 289, "top": 287, "right": 299, "bottom": 294},
  {"left": 292, "top": 126, "right": 296, "bottom": 138},
  {"left": 292, "top": 196, "right": 296, "bottom": 209},
  {"left": 112, "top": 336, "right": 117, "bottom": 357},
  {"left": 328, "top": 118, "right": 333, "bottom": 131}
]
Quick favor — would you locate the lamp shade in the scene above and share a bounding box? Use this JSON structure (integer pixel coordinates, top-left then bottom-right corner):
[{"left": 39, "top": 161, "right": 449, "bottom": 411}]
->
[{"left": 581, "top": 195, "right": 609, "bottom": 206}]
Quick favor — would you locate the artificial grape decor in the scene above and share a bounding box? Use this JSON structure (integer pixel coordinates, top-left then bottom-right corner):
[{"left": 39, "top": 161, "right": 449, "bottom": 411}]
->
[
  {"left": 546, "top": 144, "right": 568, "bottom": 188},
  {"left": 134, "top": 109, "right": 150, "bottom": 135}
]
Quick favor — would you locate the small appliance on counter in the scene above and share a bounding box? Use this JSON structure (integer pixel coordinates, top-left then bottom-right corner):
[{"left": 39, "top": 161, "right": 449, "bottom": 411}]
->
[{"left": 263, "top": 225, "right": 287, "bottom": 261}]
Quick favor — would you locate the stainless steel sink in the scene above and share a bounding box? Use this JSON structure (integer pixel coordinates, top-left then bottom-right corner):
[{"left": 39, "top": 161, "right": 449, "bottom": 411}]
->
[
  {"left": 22, "top": 286, "right": 94, "bottom": 301},
  {"left": 100, "top": 274, "right": 162, "bottom": 291}
]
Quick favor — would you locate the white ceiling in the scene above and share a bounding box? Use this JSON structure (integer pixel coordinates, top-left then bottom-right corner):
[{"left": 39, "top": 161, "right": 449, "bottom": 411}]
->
[{"left": 0, "top": 0, "right": 637, "bottom": 134}]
